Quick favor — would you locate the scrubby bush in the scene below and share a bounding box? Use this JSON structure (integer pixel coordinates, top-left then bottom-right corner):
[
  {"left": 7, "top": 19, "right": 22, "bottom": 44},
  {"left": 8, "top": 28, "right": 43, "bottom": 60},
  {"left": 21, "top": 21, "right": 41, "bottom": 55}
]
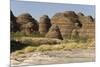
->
[
  {"left": 13, "top": 50, "right": 24, "bottom": 56},
  {"left": 52, "top": 44, "right": 66, "bottom": 50},
  {"left": 11, "top": 40, "right": 28, "bottom": 52},
  {"left": 80, "top": 35, "right": 88, "bottom": 43},
  {"left": 36, "top": 45, "right": 52, "bottom": 52},
  {"left": 19, "top": 38, "right": 61, "bottom": 46},
  {"left": 24, "top": 46, "right": 36, "bottom": 53}
]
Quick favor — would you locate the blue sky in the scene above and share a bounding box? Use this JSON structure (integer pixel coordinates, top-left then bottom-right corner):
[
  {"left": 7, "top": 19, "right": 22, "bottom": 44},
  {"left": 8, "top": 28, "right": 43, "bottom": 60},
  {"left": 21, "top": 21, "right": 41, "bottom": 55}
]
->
[{"left": 11, "top": 0, "right": 95, "bottom": 21}]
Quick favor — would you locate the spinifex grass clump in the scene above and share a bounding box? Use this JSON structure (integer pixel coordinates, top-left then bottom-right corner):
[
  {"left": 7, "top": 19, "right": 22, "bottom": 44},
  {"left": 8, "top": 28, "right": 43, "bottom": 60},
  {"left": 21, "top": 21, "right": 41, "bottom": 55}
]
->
[
  {"left": 18, "top": 42, "right": 90, "bottom": 53},
  {"left": 24, "top": 46, "right": 37, "bottom": 53},
  {"left": 11, "top": 35, "right": 92, "bottom": 53}
]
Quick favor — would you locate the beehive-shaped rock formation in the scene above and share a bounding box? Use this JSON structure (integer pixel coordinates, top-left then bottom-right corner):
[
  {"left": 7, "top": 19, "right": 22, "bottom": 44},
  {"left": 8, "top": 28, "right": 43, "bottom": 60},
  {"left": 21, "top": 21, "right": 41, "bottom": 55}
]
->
[
  {"left": 39, "top": 15, "right": 51, "bottom": 34},
  {"left": 51, "top": 11, "right": 81, "bottom": 39},
  {"left": 78, "top": 15, "right": 95, "bottom": 39},
  {"left": 16, "top": 13, "right": 37, "bottom": 24},
  {"left": 45, "top": 24, "right": 63, "bottom": 40},
  {"left": 16, "top": 13, "right": 39, "bottom": 34},
  {"left": 21, "top": 22, "right": 36, "bottom": 35},
  {"left": 10, "top": 10, "right": 95, "bottom": 39}
]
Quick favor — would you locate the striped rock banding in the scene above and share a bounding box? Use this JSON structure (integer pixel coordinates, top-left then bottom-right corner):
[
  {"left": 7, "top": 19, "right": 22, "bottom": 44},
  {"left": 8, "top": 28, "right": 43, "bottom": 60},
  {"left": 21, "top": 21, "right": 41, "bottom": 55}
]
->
[
  {"left": 45, "top": 24, "right": 63, "bottom": 40},
  {"left": 39, "top": 15, "right": 51, "bottom": 34}
]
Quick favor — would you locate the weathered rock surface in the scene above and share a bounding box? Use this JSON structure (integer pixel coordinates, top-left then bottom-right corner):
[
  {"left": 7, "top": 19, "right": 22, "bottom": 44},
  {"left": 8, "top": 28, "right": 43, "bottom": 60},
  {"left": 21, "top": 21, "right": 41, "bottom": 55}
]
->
[
  {"left": 16, "top": 13, "right": 37, "bottom": 24},
  {"left": 16, "top": 13, "right": 39, "bottom": 34},
  {"left": 39, "top": 15, "right": 51, "bottom": 34},
  {"left": 45, "top": 24, "right": 63, "bottom": 40},
  {"left": 51, "top": 11, "right": 95, "bottom": 39},
  {"left": 11, "top": 10, "right": 95, "bottom": 39},
  {"left": 51, "top": 11, "right": 82, "bottom": 39},
  {"left": 10, "top": 11, "right": 20, "bottom": 32},
  {"left": 78, "top": 15, "right": 95, "bottom": 39}
]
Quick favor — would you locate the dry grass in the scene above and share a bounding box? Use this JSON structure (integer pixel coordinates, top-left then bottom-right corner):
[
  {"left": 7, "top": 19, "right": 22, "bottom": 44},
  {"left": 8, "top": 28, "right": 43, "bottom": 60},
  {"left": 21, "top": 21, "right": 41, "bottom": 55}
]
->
[
  {"left": 24, "top": 46, "right": 37, "bottom": 53},
  {"left": 36, "top": 45, "right": 52, "bottom": 52},
  {"left": 11, "top": 36, "right": 95, "bottom": 54},
  {"left": 19, "top": 42, "right": 93, "bottom": 53}
]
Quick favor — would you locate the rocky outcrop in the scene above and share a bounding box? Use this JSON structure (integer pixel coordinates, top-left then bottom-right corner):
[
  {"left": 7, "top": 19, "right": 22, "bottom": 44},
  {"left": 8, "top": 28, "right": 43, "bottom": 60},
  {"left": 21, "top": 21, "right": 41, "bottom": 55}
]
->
[
  {"left": 71, "top": 29, "right": 79, "bottom": 40},
  {"left": 51, "top": 11, "right": 81, "bottom": 39},
  {"left": 21, "top": 22, "right": 37, "bottom": 35},
  {"left": 51, "top": 11, "right": 95, "bottom": 39},
  {"left": 77, "top": 12, "right": 84, "bottom": 16},
  {"left": 45, "top": 24, "right": 63, "bottom": 40},
  {"left": 16, "top": 13, "right": 37, "bottom": 24},
  {"left": 10, "top": 11, "right": 20, "bottom": 32},
  {"left": 10, "top": 10, "right": 95, "bottom": 39},
  {"left": 16, "top": 13, "right": 39, "bottom": 34},
  {"left": 78, "top": 15, "right": 95, "bottom": 39},
  {"left": 39, "top": 15, "right": 51, "bottom": 34}
]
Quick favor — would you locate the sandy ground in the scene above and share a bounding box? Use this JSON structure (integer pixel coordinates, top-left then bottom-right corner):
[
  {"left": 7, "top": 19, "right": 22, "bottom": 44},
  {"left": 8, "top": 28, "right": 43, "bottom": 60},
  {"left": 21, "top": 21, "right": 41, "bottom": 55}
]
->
[{"left": 10, "top": 48, "right": 95, "bottom": 67}]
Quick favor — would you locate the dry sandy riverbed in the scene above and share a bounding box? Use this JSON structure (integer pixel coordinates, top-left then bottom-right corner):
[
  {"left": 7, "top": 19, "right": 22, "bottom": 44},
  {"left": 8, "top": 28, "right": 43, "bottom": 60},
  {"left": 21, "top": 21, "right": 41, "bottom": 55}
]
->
[{"left": 10, "top": 48, "right": 95, "bottom": 67}]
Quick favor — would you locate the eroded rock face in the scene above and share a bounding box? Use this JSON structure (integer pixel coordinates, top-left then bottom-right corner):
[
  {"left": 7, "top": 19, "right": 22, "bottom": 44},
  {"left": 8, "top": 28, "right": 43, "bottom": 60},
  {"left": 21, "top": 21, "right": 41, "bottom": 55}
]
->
[
  {"left": 63, "top": 11, "right": 78, "bottom": 18},
  {"left": 10, "top": 11, "right": 15, "bottom": 21},
  {"left": 45, "top": 24, "right": 63, "bottom": 40},
  {"left": 10, "top": 10, "right": 95, "bottom": 39},
  {"left": 21, "top": 22, "right": 38, "bottom": 35},
  {"left": 16, "top": 13, "right": 36, "bottom": 24},
  {"left": 78, "top": 15, "right": 95, "bottom": 39},
  {"left": 16, "top": 13, "right": 39, "bottom": 34},
  {"left": 77, "top": 12, "right": 84, "bottom": 16},
  {"left": 51, "top": 11, "right": 81, "bottom": 39},
  {"left": 51, "top": 11, "right": 95, "bottom": 39},
  {"left": 39, "top": 15, "right": 51, "bottom": 34},
  {"left": 10, "top": 11, "right": 20, "bottom": 32}
]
